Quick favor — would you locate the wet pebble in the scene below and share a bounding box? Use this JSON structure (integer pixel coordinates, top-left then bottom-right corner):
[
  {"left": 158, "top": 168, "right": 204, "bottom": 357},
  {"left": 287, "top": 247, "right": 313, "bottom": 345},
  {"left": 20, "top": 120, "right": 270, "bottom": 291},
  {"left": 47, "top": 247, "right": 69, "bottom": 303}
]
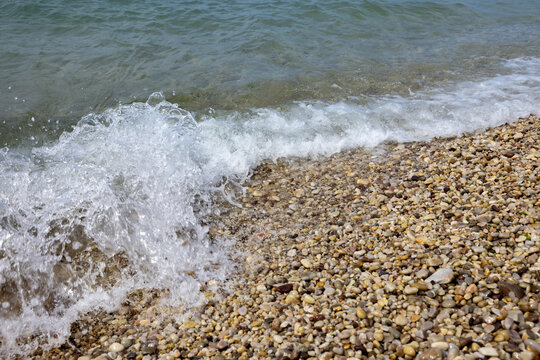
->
[{"left": 418, "top": 348, "right": 443, "bottom": 360}]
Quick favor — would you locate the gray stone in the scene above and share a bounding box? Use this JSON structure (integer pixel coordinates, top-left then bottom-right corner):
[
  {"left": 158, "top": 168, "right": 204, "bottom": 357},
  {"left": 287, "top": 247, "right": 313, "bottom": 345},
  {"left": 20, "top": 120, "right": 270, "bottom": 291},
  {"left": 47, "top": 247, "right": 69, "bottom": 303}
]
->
[
  {"left": 420, "top": 321, "right": 434, "bottom": 332},
  {"left": 238, "top": 306, "right": 247, "bottom": 316},
  {"left": 509, "top": 329, "right": 522, "bottom": 343},
  {"left": 524, "top": 339, "right": 540, "bottom": 354},
  {"left": 508, "top": 310, "right": 525, "bottom": 324},
  {"left": 417, "top": 268, "right": 430, "bottom": 279},
  {"left": 472, "top": 246, "right": 486, "bottom": 253},
  {"left": 141, "top": 342, "right": 157, "bottom": 355},
  {"left": 478, "top": 347, "right": 498, "bottom": 357},
  {"left": 504, "top": 343, "right": 520, "bottom": 353},
  {"left": 484, "top": 324, "right": 495, "bottom": 334},
  {"left": 121, "top": 338, "right": 133, "bottom": 349},
  {"left": 447, "top": 343, "right": 460, "bottom": 360},
  {"left": 425, "top": 268, "right": 454, "bottom": 284},
  {"left": 442, "top": 299, "right": 456, "bottom": 308},
  {"left": 216, "top": 340, "right": 229, "bottom": 350}
]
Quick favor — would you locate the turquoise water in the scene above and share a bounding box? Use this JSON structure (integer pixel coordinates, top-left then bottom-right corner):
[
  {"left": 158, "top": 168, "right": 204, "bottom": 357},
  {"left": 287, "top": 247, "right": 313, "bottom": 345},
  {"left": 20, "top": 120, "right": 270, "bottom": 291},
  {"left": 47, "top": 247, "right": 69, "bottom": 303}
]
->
[
  {"left": 0, "top": 0, "right": 539, "bottom": 356},
  {"left": 1, "top": 0, "right": 539, "bottom": 146}
]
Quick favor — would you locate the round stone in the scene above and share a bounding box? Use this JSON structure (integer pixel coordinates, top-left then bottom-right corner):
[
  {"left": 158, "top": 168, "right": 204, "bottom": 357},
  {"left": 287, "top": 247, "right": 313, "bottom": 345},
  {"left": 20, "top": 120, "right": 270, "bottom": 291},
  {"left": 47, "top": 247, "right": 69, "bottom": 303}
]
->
[
  {"left": 427, "top": 257, "right": 443, "bottom": 266},
  {"left": 121, "top": 338, "right": 133, "bottom": 348},
  {"left": 357, "top": 307, "right": 367, "bottom": 319},
  {"left": 404, "top": 286, "right": 418, "bottom": 295},
  {"left": 442, "top": 299, "right": 456, "bottom": 308},
  {"left": 519, "top": 351, "right": 536, "bottom": 360},
  {"left": 395, "top": 315, "right": 408, "bottom": 326},
  {"left": 238, "top": 306, "right": 247, "bottom": 315},
  {"left": 300, "top": 259, "right": 312, "bottom": 268},
  {"left": 403, "top": 345, "right": 416, "bottom": 357},
  {"left": 108, "top": 343, "right": 124, "bottom": 353}
]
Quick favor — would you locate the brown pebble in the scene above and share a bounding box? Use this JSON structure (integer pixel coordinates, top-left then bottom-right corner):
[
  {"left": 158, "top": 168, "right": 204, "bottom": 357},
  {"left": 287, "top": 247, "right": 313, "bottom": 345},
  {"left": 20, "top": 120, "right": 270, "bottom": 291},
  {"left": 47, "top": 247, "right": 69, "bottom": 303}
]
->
[
  {"left": 216, "top": 340, "right": 229, "bottom": 351},
  {"left": 498, "top": 281, "right": 525, "bottom": 299},
  {"left": 275, "top": 283, "right": 294, "bottom": 293},
  {"left": 459, "top": 337, "right": 473, "bottom": 349},
  {"left": 504, "top": 343, "right": 521, "bottom": 353}
]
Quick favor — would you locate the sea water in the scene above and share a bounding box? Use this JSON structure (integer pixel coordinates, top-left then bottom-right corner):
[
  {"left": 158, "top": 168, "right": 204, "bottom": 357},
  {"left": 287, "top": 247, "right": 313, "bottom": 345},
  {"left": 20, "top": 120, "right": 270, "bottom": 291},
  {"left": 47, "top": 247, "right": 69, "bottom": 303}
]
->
[{"left": 0, "top": 0, "right": 539, "bottom": 356}]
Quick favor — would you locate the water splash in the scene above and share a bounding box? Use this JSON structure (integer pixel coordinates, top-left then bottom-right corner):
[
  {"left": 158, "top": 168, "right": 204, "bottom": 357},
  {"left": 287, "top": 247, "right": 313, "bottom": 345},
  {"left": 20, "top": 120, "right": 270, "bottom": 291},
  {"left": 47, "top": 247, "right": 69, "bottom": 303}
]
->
[{"left": 0, "top": 94, "right": 237, "bottom": 356}]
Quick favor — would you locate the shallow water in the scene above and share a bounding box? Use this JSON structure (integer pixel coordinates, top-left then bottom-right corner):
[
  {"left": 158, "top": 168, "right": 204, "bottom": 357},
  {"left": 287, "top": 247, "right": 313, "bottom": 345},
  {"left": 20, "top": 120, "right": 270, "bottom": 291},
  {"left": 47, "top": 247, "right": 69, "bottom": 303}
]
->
[
  {"left": 0, "top": 0, "right": 539, "bottom": 356},
  {"left": 2, "top": 0, "right": 539, "bottom": 143}
]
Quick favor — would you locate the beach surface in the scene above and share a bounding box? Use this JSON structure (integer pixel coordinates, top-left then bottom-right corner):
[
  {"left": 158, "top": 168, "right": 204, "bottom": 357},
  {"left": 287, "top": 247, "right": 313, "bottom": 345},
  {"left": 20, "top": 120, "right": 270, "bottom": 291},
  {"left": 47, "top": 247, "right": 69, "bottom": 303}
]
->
[{"left": 41, "top": 115, "right": 539, "bottom": 360}]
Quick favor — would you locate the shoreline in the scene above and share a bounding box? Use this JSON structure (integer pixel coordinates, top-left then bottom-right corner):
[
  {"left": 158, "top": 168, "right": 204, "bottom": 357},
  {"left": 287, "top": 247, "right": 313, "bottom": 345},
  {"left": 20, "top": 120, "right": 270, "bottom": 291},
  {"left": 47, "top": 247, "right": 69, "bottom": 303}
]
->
[{"left": 40, "top": 115, "right": 540, "bottom": 360}]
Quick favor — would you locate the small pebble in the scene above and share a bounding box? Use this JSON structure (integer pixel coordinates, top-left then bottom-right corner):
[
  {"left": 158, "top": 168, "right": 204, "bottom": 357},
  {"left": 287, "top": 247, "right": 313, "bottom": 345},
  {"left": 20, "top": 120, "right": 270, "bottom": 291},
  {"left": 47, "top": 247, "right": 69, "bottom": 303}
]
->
[
  {"left": 425, "top": 268, "right": 454, "bottom": 284},
  {"left": 520, "top": 351, "right": 536, "bottom": 360},
  {"left": 238, "top": 306, "right": 247, "bottom": 315},
  {"left": 431, "top": 342, "right": 449, "bottom": 350},
  {"left": 418, "top": 348, "right": 443, "bottom": 360},
  {"left": 108, "top": 343, "right": 124, "bottom": 353},
  {"left": 300, "top": 259, "right": 312, "bottom": 268},
  {"left": 357, "top": 307, "right": 367, "bottom": 319},
  {"left": 395, "top": 314, "right": 408, "bottom": 326},
  {"left": 404, "top": 285, "right": 418, "bottom": 295},
  {"left": 403, "top": 345, "right": 416, "bottom": 357},
  {"left": 216, "top": 340, "right": 229, "bottom": 350},
  {"left": 478, "top": 347, "right": 498, "bottom": 357}
]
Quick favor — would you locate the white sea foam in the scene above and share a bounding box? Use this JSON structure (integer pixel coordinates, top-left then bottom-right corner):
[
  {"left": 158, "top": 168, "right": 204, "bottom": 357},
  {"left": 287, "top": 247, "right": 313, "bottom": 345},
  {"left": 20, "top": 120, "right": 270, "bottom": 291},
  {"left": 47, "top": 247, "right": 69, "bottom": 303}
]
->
[
  {"left": 0, "top": 96, "right": 237, "bottom": 356},
  {"left": 0, "top": 57, "right": 539, "bottom": 357},
  {"left": 199, "top": 57, "right": 540, "bottom": 170}
]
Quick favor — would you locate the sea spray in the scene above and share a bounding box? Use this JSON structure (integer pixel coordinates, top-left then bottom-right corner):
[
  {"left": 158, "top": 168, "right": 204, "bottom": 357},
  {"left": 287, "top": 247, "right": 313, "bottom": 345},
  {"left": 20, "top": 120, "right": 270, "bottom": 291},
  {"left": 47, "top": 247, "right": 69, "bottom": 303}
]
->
[{"left": 0, "top": 94, "right": 237, "bottom": 356}]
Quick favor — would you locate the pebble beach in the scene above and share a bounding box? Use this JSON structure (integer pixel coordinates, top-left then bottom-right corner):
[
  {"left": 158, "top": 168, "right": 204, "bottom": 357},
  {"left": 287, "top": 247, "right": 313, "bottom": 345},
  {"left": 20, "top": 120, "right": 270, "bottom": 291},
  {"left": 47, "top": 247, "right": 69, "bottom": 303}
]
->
[{"left": 40, "top": 115, "right": 539, "bottom": 360}]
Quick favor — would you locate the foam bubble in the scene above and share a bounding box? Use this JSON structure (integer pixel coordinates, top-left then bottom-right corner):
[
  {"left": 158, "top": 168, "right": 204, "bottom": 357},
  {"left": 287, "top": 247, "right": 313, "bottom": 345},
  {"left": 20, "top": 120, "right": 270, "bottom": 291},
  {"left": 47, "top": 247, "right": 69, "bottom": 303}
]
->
[{"left": 0, "top": 56, "right": 539, "bottom": 357}]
